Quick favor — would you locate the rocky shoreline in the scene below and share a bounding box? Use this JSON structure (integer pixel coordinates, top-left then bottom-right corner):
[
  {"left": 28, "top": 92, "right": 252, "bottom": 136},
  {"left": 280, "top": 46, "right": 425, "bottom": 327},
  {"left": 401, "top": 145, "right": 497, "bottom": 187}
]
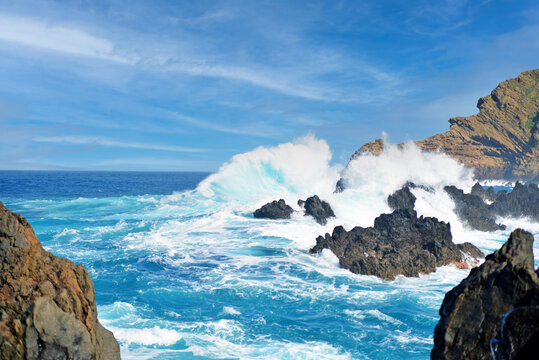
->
[{"left": 0, "top": 202, "right": 120, "bottom": 359}]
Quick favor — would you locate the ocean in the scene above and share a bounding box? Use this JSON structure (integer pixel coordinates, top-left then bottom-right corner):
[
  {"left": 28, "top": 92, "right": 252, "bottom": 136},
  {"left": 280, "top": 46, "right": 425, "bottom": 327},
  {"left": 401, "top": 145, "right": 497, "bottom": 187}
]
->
[{"left": 1, "top": 136, "right": 538, "bottom": 360}]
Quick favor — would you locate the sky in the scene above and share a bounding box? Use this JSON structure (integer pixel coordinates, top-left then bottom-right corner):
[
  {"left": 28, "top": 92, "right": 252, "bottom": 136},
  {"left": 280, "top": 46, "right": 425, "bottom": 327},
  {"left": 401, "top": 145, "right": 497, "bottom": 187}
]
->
[{"left": 0, "top": 0, "right": 538, "bottom": 171}]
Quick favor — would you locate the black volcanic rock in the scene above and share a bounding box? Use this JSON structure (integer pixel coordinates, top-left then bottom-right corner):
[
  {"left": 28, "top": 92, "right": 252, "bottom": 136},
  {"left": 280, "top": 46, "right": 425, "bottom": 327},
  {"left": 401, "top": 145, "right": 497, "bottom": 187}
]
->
[
  {"left": 491, "top": 182, "right": 539, "bottom": 222},
  {"left": 470, "top": 182, "right": 497, "bottom": 202},
  {"left": 432, "top": 229, "right": 539, "bottom": 360},
  {"left": 444, "top": 185, "right": 506, "bottom": 232},
  {"left": 253, "top": 199, "right": 293, "bottom": 219},
  {"left": 302, "top": 195, "right": 335, "bottom": 225},
  {"left": 310, "top": 209, "right": 483, "bottom": 280},
  {"left": 445, "top": 182, "right": 539, "bottom": 232},
  {"left": 388, "top": 186, "right": 416, "bottom": 211},
  {"left": 491, "top": 305, "right": 539, "bottom": 360}
]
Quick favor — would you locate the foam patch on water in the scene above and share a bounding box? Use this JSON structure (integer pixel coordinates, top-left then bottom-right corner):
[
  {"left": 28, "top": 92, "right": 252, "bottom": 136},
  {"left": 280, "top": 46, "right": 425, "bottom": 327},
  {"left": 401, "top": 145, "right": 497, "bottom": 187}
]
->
[{"left": 108, "top": 326, "right": 182, "bottom": 346}]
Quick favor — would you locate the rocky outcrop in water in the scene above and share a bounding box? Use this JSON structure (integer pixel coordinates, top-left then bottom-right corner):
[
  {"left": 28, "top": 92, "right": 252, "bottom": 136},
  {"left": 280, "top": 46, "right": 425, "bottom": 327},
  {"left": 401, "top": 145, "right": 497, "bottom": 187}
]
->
[
  {"left": 253, "top": 199, "right": 294, "bottom": 219},
  {"left": 444, "top": 185, "right": 506, "bottom": 232},
  {"left": 432, "top": 229, "right": 539, "bottom": 360},
  {"left": 299, "top": 195, "right": 335, "bottom": 225},
  {"left": 387, "top": 186, "right": 416, "bottom": 211},
  {"left": 0, "top": 201, "right": 121, "bottom": 360},
  {"left": 310, "top": 208, "right": 483, "bottom": 280},
  {"left": 355, "top": 69, "right": 539, "bottom": 180},
  {"left": 444, "top": 182, "right": 539, "bottom": 232}
]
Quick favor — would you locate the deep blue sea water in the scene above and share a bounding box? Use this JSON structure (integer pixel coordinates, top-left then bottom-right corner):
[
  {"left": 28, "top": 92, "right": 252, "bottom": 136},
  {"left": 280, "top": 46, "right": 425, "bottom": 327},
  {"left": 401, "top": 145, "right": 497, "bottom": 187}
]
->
[{"left": 1, "top": 140, "right": 538, "bottom": 360}]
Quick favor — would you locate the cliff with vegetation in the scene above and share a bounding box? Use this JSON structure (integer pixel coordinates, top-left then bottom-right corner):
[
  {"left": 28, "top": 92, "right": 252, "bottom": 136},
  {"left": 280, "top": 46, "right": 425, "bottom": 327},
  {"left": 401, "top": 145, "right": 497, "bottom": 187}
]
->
[
  {"left": 0, "top": 201, "right": 120, "bottom": 359},
  {"left": 355, "top": 69, "right": 539, "bottom": 180}
]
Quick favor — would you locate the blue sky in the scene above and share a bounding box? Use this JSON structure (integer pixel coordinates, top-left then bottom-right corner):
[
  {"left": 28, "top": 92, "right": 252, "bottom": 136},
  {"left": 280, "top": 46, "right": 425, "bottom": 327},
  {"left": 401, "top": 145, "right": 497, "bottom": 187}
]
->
[{"left": 0, "top": 0, "right": 538, "bottom": 171}]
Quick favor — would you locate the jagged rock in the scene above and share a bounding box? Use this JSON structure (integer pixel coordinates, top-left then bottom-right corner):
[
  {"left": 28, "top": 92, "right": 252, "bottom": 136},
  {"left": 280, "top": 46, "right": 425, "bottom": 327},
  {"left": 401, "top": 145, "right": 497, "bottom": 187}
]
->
[
  {"left": 0, "top": 201, "right": 121, "bottom": 359},
  {"left": 432, "top": 229, "right": 539, "bottom": 360},
  {"left": 387, "top": 186, "right": 416, "bottom": 211},
  {"left": 470, "top": 182, "right": 497, "bottom": 202},
  {"left": 444, "top": 185, "right": 506, "bottom": 232},
  {"left": 253, "top": 199, "right": 293, "bottom": 219},
  {"left": 334, "top": 178, "right": 346, "bottom": 193},
  {"left": 491, "top": 305, "right": 539, "bottom": 360},
  {"left": 301, "top": 195, "right": 335, "bottom": 225},
  {"left": 310, "top": 208, "right": 483, "bottom": 280},
  {"left": 355, "top": 69, "right": 539, "bottom": 180},
  {"left": 445, "top": 182, "right": 539, "bottom": 232},
  {"left": 491, "top": 182, "right": 539, "bottom": 222}
]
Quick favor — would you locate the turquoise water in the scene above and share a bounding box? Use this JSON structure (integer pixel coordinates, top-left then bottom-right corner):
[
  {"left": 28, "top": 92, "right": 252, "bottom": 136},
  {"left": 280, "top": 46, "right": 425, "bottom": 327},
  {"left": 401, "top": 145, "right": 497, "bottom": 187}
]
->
[{"left": 1, "top": 140, "right": 537, "bottom": 360}]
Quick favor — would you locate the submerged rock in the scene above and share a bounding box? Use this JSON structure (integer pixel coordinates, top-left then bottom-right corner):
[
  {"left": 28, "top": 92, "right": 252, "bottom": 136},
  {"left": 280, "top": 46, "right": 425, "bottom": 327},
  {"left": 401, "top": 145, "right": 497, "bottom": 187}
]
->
[
  {"left": 310, "top": 208, "right": 483, "bottom": 280},
  {"left": 432, "top": 229, "right": 539, "bottom": 360},
  {"left": 253, "top": 199, "right": 294, "bottom": 219},
  {"left": 301, "top": 195, "right": 335, "bottom": 225},
  {"left": 0, "top": 201, "right": 121, "bottom": 359}
]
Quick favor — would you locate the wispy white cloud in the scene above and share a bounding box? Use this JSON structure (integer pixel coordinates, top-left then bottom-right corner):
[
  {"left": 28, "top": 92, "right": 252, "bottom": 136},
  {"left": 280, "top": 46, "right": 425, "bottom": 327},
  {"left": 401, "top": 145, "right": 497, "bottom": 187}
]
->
[
  {"left": 0, "top": 12, "right": 399, "bottom": 103},
  {"left": 164, "top": 110, "right": 282, "bottom": 138},
  {"left": 0, "top": 13, "right": 134, "bottom": 63},
  {"left": 33, "top": 135, "right": 209, "bottom": 153}
]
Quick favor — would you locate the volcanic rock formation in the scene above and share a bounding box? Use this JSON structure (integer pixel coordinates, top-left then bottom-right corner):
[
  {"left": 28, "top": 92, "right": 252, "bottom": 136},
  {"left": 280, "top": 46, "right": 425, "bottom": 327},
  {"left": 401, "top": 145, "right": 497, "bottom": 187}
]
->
[
  {"left": 444, "top": 182, "right": 539, "bottom": 232},
  {"left": 0, "top": 201, "right": 120, "bottom": 359},
  {"left": 253, "top": 199, "right": 294, "bottom": 219},
  {"left": 355, "top": 69, "right": 539, "bottom": 180},
  {"left": 432, "top": 229, "right": 539, "bottom": 360},
  {"left": 298, "top": 195, "right": 335, "bottom": 225},
  {"left": 309, "top": 207, "right": 483, "bottom": 280}
]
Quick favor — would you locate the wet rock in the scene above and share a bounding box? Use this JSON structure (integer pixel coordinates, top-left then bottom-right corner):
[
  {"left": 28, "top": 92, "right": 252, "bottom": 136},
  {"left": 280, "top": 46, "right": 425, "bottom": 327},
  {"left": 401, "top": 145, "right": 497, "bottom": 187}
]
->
[
  {"left": 0, "top": 201, "right": 121, "bottom": 359},
  {"left": 432, "top": 229, "right": 539, "bottom": 360},
  {"left": 301, "top": 195, "right": 335, "bottom": 225},
  {"left": 253, "top": 199, "right": 293, "bottom": 219},
  {"left": 387, "top": 186, "right": 416, "bottom": 211},
  {"left": 491, "top": 305, "right": 539, "bottom": 360},
  {"left": 334, "top": 178, "right": 346, "bottom": 193},
  {"left": 444, "top": 185, "right": 506, "bottom": 231},
  {"left": 470, "top": 182, "right": 497, "bottom": 202},
  {"left": 491, "top": 182, "right": 539, "bottom": 222},
  {"left": 445, "top": 182, "right": 539, "bottom": 232},
  {"left": 310, "top": 209, "right": 483, "bottom": 280}
]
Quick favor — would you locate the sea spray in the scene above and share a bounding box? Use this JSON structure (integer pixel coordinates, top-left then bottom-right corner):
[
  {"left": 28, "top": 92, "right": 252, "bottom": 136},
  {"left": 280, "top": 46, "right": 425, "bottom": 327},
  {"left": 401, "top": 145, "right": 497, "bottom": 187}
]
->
[{"left": 3, "top": 140, "right": 538, "bottom": 360}]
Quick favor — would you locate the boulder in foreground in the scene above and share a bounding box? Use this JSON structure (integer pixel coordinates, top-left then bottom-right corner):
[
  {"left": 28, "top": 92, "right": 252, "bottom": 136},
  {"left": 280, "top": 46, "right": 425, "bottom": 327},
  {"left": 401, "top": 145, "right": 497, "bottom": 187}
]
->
[
  {"left": 432, "top": 229, "right": 539, "bottom": 360},
  {"left": 0, "top": 201, "right": 120, "bottom": 359}
]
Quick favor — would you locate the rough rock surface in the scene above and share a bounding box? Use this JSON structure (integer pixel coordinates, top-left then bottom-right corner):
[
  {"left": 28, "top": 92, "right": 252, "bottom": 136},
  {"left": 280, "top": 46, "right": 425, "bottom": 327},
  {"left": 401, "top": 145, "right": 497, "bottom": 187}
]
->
[
  {"left": 387, "top": 186, "right": 417, "bottom": 211},
  {"left": 301, "top": 195, "right": 335, "bottom": 225},
  {"left": 444, "top": 182, "right": 539, "bottom": 232},
  {"left": 432, "top": 229, "right": 539, "bottom": 360},
  {"left": 310, "top": 208, "right": 483, "bottom": 280},
  {"left": 253, "top": 199, "right": 294, "bottom": 219},
  {"left": 491, "top": 305, "right": 539, "bottom": 360},
  {"left": 0, "top": 201, "right": 120, "bottom": 360},
  {"left": 444, "top": 185, "right": 506, "bottom": 232},
  {"left": 355, "top": 69, "right": 539, "bottom": 180}
]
